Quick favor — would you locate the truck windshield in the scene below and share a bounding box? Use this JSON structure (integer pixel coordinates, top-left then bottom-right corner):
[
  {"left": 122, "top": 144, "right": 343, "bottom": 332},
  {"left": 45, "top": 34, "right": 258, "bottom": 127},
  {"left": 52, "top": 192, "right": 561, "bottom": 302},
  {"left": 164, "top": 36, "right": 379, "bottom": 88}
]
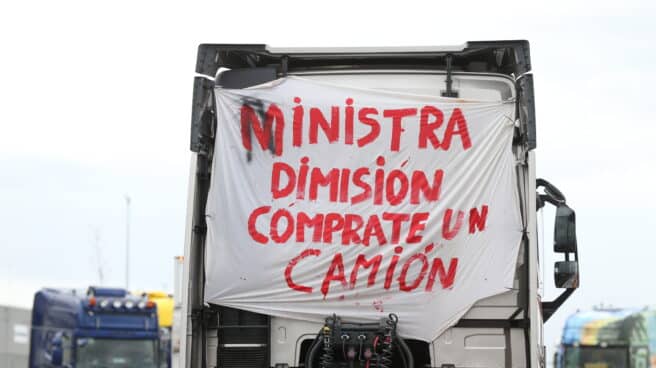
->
[
  {"left": 563, "top": 346, "right": 629, "bottom": 368},
  {"left": 76, "top": 338, "right": 158, "bottom": 368}
]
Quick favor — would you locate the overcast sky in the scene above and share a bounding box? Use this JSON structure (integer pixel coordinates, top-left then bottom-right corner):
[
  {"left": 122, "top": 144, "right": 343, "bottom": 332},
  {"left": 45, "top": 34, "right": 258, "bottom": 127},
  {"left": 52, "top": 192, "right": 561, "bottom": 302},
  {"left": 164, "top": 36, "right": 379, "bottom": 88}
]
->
[{"left": 1, "top": 0, "right": 655, "bottom": 361}]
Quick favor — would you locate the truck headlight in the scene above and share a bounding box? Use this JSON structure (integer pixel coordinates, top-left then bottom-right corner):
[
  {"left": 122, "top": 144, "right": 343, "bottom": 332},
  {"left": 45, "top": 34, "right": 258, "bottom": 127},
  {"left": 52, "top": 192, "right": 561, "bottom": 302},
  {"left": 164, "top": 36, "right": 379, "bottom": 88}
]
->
[{"left": 112, "top": 300, "right": 122, "bottom": 309}]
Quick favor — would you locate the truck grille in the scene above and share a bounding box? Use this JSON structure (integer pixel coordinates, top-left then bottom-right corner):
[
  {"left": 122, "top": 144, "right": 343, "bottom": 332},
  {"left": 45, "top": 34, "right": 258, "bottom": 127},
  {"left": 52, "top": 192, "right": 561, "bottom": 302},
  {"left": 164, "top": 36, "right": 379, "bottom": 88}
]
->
[{"left": 217, "top": 307, "right": 270, "bottom": 368}]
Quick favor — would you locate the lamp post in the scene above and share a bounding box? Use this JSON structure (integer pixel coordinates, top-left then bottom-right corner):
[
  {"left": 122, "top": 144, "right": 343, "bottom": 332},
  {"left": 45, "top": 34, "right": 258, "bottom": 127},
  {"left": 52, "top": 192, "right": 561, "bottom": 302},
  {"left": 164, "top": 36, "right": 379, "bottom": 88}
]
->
[{"left": 125, "top": 195, "right": 131, "bottom": 290}]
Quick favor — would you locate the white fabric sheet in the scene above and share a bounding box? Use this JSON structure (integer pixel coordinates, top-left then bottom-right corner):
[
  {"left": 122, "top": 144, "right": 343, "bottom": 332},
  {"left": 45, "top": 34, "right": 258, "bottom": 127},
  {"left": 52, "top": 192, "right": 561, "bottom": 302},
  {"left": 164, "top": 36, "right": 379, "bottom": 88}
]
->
[{"left": 204, "top": 77, "right": 522, "bottom": 341}]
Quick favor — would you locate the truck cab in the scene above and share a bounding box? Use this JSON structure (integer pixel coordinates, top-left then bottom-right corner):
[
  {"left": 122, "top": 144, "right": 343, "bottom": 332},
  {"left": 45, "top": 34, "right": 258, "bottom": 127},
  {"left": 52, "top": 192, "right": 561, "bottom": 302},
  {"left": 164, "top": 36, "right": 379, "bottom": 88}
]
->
[
  {"left": 29, "top": 286, "right": 161, "bottom": 368},
  {"left": 181, "top": 41, "right": 580, "bottom": 368}
]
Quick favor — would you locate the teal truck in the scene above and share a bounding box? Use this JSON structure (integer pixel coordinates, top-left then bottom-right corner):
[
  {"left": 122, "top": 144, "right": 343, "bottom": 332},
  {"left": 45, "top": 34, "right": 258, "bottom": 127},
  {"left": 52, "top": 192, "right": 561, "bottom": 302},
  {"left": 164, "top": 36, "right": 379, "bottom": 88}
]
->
[{"left": 556, "top": 308, "right": 656, "bottom": 368}]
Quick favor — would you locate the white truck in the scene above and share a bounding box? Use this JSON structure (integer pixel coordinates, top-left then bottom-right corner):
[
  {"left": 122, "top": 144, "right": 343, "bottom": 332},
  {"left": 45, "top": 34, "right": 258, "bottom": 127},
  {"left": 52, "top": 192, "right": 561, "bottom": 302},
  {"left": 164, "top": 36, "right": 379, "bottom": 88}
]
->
[{"left": 180, "top": 41, "right": 580, "bottom": 368}]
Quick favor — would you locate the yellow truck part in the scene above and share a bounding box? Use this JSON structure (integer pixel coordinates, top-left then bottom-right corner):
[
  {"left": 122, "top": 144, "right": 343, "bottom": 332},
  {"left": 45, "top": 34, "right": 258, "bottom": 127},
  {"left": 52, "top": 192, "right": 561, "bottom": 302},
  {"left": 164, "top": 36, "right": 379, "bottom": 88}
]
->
[{"left": 136, "top": 290, "right": 174, "bottom": 328}]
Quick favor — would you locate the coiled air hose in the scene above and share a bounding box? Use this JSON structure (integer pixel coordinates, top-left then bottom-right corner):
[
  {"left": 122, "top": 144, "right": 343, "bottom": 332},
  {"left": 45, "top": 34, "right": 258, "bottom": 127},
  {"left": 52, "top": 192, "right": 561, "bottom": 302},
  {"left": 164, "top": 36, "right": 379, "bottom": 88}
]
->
[{"left": 306, "top": 314, "right": 415, "bottom": 368}]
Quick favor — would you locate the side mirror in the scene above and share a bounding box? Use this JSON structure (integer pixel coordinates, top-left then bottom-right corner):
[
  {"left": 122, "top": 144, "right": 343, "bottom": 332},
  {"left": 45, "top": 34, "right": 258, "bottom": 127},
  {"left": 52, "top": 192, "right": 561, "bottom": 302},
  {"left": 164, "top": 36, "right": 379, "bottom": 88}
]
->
[
  {"left": 553, "top": 204, "right": 579, "bottom": 289},
  {"left": 538, "top": 178, "right": 580, "bottom": 322},
  {"left": 554, "top": 204, "right": 577, "bottom": 253},
  {"left": 555, "top": 261, "right": 579, "bottom": 288}
]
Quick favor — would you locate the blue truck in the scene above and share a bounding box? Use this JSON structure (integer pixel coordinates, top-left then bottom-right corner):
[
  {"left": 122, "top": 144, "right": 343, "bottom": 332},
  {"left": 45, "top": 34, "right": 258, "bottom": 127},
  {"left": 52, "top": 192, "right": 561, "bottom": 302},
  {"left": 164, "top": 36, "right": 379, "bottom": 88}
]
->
[{"left": 29, "top": 286, "right": 162, "bottom": 368}]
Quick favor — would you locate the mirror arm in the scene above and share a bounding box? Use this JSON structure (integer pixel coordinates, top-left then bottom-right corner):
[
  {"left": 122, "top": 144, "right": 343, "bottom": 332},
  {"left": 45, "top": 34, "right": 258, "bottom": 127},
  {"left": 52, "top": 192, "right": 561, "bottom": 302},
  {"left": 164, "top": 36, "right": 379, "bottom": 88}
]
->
[
  {"left": 536, "top": 178, "right": 566, "bottom": 210},
  {"left": 542, "top": 288, "right": 575, "bottom": 322},
  {"left": 536, "top": 178, "right": 566, "bottom": 202},
  {"left": 539, "top": 194, "right": 562, "bottom": 207}
]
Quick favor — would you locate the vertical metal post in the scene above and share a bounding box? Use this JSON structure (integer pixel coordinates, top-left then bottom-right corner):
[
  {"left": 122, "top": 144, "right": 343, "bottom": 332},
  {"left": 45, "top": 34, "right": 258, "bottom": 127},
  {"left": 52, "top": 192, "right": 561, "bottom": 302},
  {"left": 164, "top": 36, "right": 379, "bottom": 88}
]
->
[
  {"left": 188, "top": 86, "right": 215, "bottom": 368},
  {"left": 527, "top": 152, "right": 539, "bottom": 368},
  {"left": 125, "top": 194, "right": 131, "bottom": 290}
]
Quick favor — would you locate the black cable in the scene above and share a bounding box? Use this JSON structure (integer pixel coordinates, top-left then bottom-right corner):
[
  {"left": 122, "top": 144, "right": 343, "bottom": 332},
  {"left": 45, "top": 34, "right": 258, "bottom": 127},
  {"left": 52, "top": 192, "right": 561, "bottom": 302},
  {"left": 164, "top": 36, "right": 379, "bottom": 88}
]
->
[
  {"left": 306, "top": 332, "right": 321, "bottom": 358},
  {"left": 396, "top": 334, "right": 414, "bottom": 368},
  {"left": 395, "top": 343, "right": 408, "bottom": 368},
  {"left": 306, "top": 335, "right": 323, "bottom": 368}
]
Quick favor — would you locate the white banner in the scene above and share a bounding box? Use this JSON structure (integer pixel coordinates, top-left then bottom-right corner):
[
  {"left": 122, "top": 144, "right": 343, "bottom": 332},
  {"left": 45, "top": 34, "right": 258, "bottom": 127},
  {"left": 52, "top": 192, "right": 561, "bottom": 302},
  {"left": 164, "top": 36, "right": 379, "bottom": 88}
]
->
[{"left": 204, "top": 77, "right": 522, "bottom": 341}]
